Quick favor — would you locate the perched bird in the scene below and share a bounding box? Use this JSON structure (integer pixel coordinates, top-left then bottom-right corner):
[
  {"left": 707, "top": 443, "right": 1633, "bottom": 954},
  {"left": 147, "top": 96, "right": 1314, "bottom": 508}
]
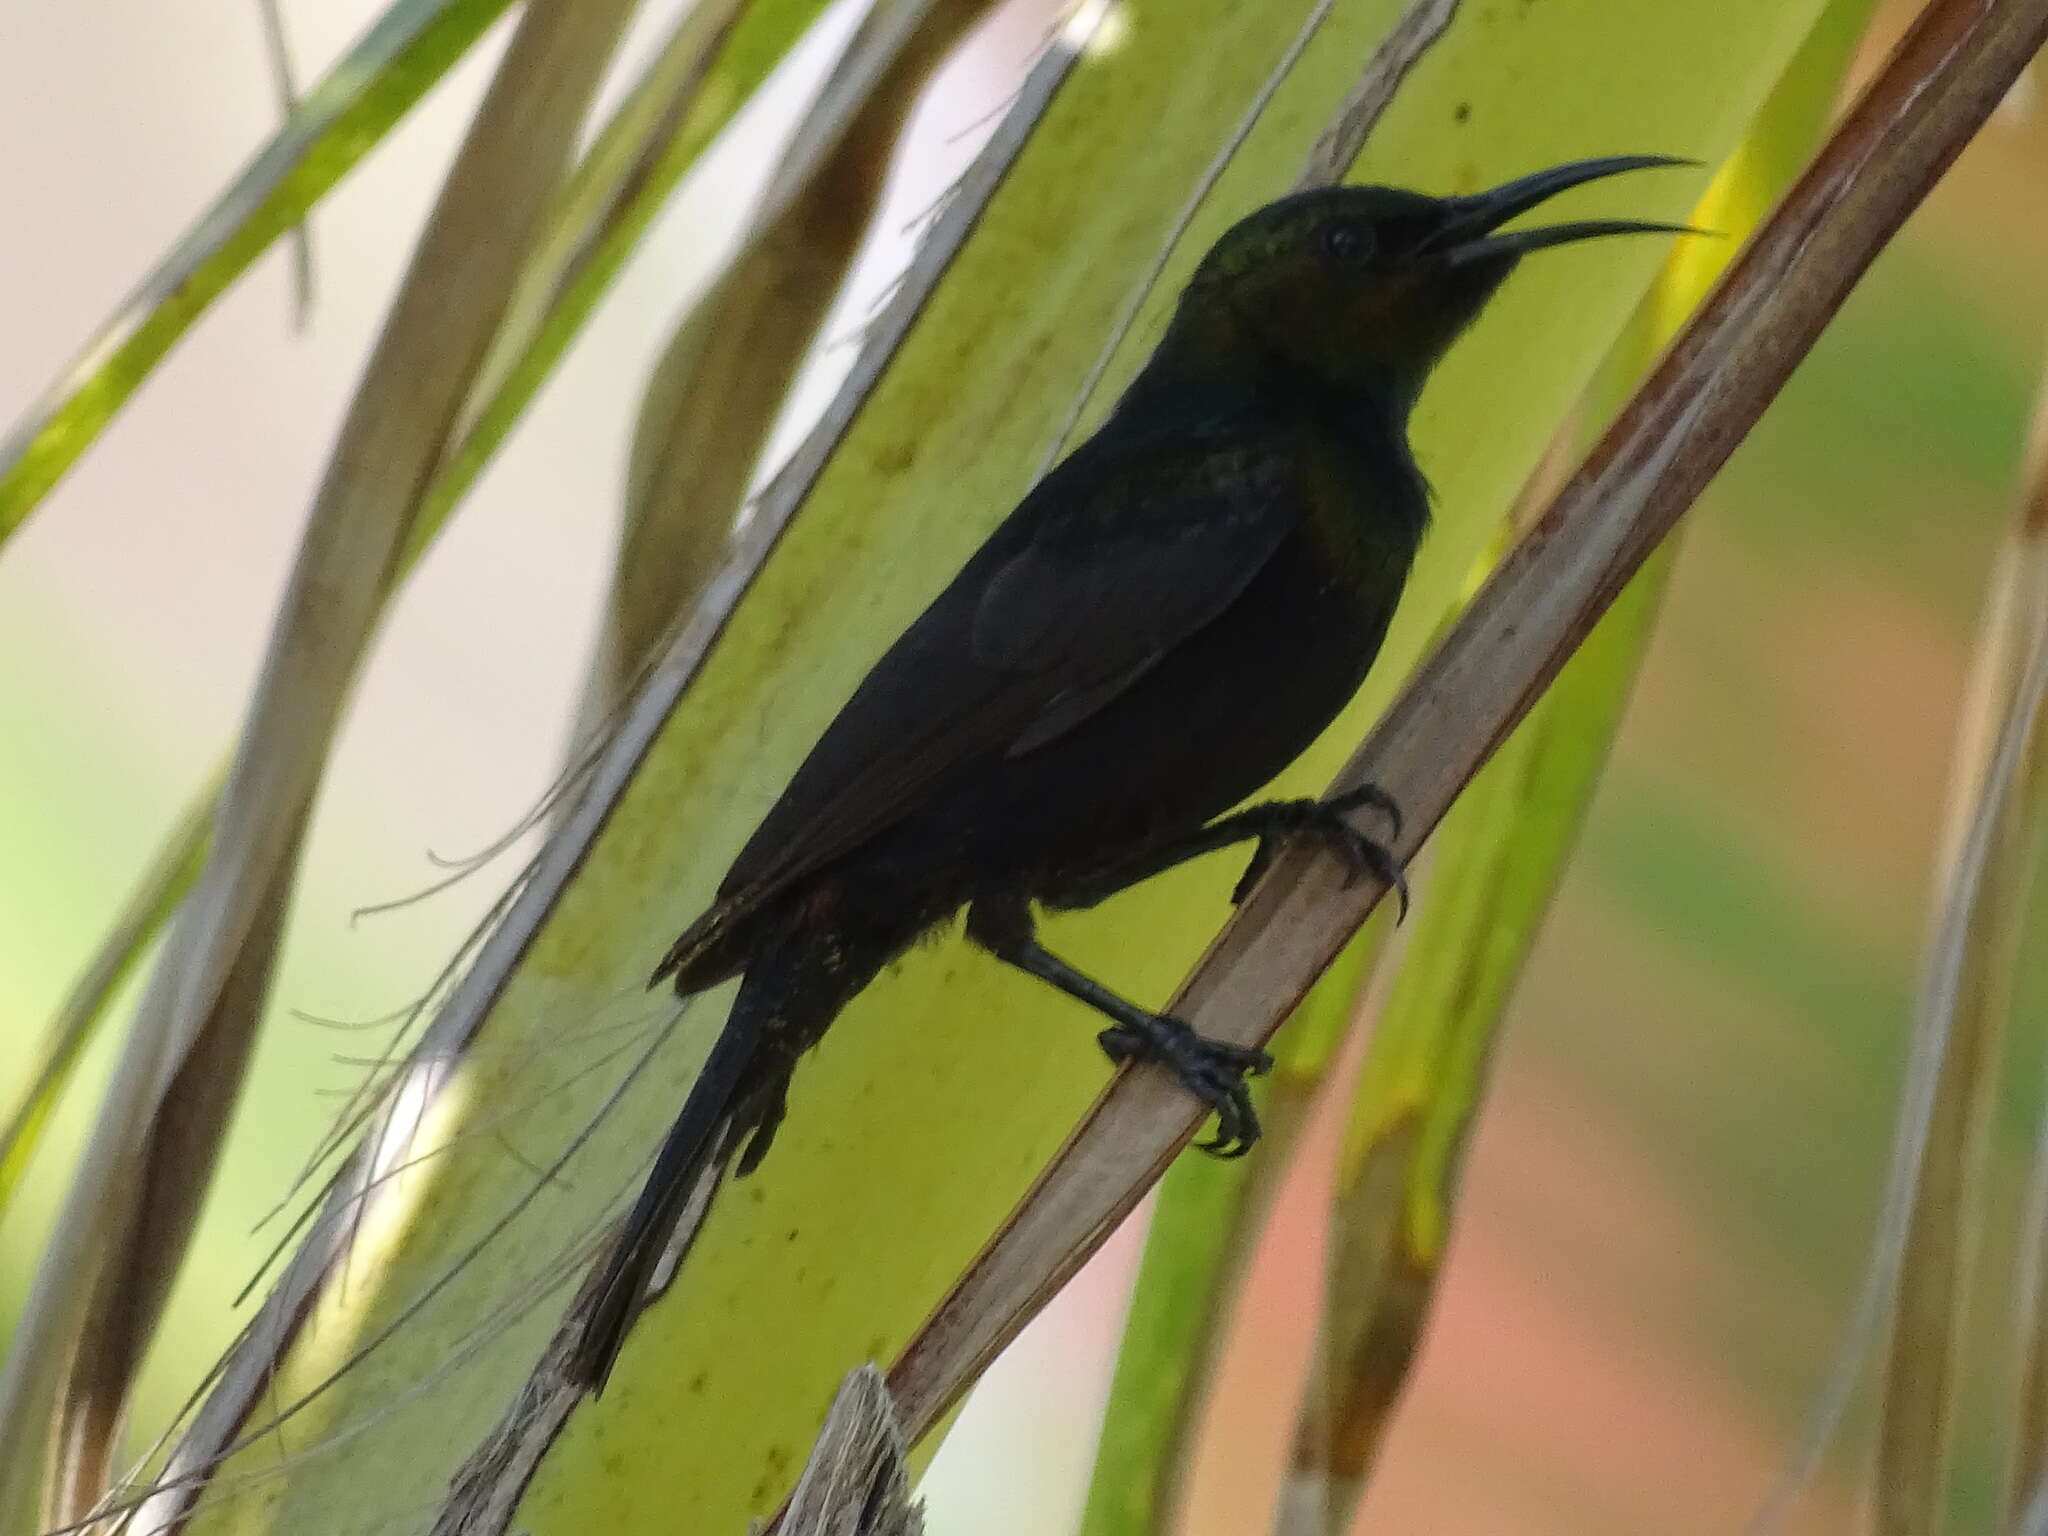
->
[{"left": 571, "top": 154, "right": 1690, "bottom": 1390}]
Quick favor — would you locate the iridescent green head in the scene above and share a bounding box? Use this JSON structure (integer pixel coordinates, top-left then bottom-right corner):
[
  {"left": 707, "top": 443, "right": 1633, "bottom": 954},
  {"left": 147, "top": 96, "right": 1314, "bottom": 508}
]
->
[{"left": 1170, "top": 155, "right": 1694, "bottom": 413}]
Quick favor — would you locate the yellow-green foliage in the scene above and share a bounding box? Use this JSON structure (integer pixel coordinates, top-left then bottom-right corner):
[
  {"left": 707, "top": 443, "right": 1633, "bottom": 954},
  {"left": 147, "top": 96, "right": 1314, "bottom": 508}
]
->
[{"left": 181, "top": 3, "right": 1839, "bottom": 1533}]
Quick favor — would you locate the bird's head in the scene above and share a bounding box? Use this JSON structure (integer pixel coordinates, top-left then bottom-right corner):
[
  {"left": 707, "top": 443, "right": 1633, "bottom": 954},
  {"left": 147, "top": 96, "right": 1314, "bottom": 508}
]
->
[{"left": 1168, "top": 155, "right": 1695, "bottom": 416}]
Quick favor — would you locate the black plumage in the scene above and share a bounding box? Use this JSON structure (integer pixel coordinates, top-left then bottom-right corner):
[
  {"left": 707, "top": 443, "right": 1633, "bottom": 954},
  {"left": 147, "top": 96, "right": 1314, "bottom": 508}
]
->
[{"left": 570, "top": 155, "right": 1690, "bottom": 1391}]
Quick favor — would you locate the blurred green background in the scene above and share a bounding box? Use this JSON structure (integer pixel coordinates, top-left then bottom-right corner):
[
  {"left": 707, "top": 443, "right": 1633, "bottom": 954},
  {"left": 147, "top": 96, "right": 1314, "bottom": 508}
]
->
[{"left": 2, "top": 5, "right": 2044, "bottom": 1533}]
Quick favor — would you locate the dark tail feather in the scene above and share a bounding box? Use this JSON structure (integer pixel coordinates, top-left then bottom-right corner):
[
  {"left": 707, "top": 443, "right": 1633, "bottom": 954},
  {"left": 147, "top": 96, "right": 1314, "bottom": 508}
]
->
[
  {"left": 569, "top": 916, "right": 889, "bottom": 1393},
  {"left": 568, "top": 1004, "right": 764, "bottom": 1394}
]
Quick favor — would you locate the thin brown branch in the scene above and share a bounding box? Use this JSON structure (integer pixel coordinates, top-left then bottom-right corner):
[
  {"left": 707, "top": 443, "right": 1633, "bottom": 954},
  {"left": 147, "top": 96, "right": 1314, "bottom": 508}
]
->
[{"left": 883, "top": 0, "right": 2048, "bottom": 1447}]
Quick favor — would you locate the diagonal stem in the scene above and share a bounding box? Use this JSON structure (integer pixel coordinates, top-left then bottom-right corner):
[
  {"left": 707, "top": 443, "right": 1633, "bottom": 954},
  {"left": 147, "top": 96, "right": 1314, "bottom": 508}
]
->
[{"left": 882, "top": 0, "right": 2048, "bottom": 1449}]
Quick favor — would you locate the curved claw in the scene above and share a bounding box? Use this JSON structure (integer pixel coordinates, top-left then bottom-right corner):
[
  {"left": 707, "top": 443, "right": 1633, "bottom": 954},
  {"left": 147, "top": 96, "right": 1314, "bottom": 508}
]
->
[
  {"left": 1304, "top": 807, "right": 1412, "bottom": 922},
  {"left": 1230, "top": 842, "right": 1276, "bottom": 906},
  {"left": 1231, "top": 789, "right": 1410, "bottom": 917},
  {"left": 1193, "top": 1091, "right": 1257, "bottom": 1157},
  {"left": 1329, "top": 781, "right": 1404, "bottom": 841},
  {"left": 1335, "top": 830, "right": 1411, "bottom": 922},
  {"left": 1098, "top": 1017, "right": 1270, "bottom": 1157}
]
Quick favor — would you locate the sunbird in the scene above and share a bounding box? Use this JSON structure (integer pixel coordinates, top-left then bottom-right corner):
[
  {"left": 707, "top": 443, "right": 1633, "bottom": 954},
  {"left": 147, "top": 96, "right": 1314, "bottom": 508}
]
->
[{"left": 571, "top": 154, "right": 1691, "bottom": 1390}]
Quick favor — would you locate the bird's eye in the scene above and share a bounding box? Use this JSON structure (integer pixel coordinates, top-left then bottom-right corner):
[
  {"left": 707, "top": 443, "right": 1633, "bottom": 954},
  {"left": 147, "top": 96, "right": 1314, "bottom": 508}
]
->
[{"left": 1321, "top": 222, "right": 1374, "bottom": 264}]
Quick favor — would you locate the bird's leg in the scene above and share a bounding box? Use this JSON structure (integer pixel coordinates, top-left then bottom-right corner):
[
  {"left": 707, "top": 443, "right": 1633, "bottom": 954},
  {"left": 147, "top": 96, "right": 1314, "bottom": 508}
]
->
[
  {"left": 1050, "top": 783, "right": 1408, "bottom": 916},
  {"left": 965, "top": 897, "right": 1271, "bottom": 1156}
]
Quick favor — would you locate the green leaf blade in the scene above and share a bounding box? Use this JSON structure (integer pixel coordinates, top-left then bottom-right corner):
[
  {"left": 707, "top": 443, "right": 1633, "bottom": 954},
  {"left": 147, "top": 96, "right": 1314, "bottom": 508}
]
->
[{"left": 0, "top": 0, "right": 517, "bottom": 538}]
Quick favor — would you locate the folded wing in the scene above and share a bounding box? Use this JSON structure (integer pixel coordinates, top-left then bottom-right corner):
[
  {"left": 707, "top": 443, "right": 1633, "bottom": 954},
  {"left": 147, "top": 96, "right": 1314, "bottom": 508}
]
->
[{"left": 709, "top": 413, "right": 1301, "bottom": 922}]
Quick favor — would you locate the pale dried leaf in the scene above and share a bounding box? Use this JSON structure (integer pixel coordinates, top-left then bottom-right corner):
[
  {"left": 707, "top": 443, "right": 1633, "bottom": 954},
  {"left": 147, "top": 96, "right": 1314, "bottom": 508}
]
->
[
  {"left": 1875, "top": 377, "right": 2048, "bottom": 1533},
  {"left": 1875, "top": 531, "right": 2048, "bottom": 1534},
  {"left": 589, "top": 0, "right": 1003, "bottom": 713},
  {"left": 0, "top": 2, "right": 640, "bottom": 1524},
  {"left": 121, "top": 24, "right": 1092, "bottom": 1534},
  {"left": 410, "top": 0, "right": 842, "bottom": 565},
  {"left": 0, "top": 0, "right": 518, "bottom": 534},
  {"left": 442, "top": 0, "right": 752, "bottom": 474}
]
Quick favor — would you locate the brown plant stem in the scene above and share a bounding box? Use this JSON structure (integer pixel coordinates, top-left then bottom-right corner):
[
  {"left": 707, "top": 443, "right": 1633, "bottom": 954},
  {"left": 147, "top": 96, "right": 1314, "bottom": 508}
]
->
[{"left": 881, "top": 0, "right": 2048, "bottom": 1452}]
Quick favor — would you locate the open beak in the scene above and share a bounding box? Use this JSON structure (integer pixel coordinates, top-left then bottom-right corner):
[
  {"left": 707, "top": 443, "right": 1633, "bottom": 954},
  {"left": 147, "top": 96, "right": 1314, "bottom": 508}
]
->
[{"left": 1429, "top": 154, "right": 1702, "bottom": 267}]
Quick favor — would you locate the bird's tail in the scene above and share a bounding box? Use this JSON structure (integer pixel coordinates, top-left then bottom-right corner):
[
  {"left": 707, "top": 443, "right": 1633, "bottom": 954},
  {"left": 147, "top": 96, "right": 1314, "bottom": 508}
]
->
[
  {"left": 568, "top": 1005, "right": 761, "bottom": 1392},
  {"left": 567, "top": 923, "right": 872, "bottom": 1393}
]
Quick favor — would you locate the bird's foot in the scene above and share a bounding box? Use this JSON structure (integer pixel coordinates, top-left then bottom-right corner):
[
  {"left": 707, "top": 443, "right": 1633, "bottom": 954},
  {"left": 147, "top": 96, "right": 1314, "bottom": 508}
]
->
[
  {"left": 1329, "top": 781, "right": 1404, "bottom": 839},
  {"left": 1230, "top": 783, "right": 1409, "bottom": 918},
  {"left": 1098, "top": 1015, "right": 1272, "bottom": 1158}
]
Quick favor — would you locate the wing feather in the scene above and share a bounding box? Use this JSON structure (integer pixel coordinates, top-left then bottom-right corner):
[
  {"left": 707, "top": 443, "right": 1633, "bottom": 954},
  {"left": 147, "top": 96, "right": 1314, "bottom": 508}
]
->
[{"left": 710, "top": 413, "right": 1299, "bottom": 913}]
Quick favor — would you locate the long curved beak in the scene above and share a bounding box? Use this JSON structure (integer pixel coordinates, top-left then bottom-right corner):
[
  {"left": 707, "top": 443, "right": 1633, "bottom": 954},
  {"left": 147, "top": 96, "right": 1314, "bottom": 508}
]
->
[{"left": 1429, "top": 154, "right": 1702, "bottom": 267}]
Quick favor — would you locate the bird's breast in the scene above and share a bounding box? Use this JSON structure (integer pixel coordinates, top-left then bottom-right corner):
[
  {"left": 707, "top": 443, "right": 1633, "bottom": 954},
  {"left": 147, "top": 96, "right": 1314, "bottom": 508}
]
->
[{"left": 1290, "top": 430, "right": 1425, "bottom": 629}]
